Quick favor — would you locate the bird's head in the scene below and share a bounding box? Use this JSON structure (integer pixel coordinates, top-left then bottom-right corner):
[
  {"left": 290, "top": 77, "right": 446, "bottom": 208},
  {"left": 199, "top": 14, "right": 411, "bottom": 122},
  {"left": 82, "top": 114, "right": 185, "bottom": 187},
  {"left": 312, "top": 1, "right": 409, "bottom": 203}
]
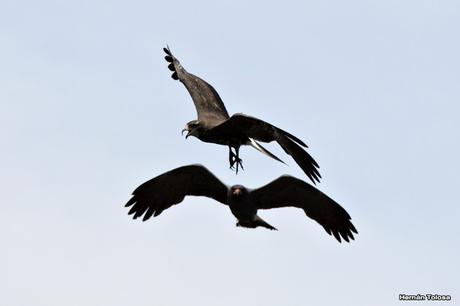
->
[
  {"left": 229, "top": 185, "right": 248, "bottom": 199},
  {"left": 182, "top": 120, "right": 201, "bottom": 139}
]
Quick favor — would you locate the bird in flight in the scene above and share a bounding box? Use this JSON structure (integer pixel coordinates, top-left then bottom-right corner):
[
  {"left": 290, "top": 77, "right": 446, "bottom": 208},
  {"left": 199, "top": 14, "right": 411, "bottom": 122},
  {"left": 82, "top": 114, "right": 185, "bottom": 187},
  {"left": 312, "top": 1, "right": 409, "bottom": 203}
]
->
[
  {"left": 125, "top": 165, "right": 357, "bottom": 243},
  {"left": 163, "top": 47, "right": 321, "bottom": 184}
]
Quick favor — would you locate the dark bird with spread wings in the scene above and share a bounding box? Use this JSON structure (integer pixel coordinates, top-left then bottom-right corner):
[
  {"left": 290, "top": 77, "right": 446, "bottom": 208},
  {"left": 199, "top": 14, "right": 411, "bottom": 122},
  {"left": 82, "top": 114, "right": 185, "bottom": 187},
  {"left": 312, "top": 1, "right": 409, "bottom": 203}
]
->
[
  {"left": 164, "top": 47, "right": 321, "bottom": 184},
  {"left": 125, "top": 165, "right": 357, "bottom": 243}
]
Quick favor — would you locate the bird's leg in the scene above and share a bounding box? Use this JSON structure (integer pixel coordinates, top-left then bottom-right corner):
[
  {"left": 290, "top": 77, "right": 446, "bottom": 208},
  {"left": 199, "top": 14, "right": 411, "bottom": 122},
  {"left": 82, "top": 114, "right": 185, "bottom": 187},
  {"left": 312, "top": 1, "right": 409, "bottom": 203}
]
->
[
  {"left": 228, "top": 146, "right": 244, "bottom": 174},
  {"left": 234, "top": 146, "right": 243, "bottom": 174},
  {"left": 228, "top": 146, "right": 235, "bottom": 169}
]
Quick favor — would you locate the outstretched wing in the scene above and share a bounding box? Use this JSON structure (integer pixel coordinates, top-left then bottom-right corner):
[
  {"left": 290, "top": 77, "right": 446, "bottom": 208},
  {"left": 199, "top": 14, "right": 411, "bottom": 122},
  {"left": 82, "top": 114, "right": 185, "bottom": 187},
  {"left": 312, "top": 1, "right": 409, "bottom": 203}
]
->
[
  {"left": 250, "top": 176, "right": 357, "bottom": 243},
  {"left": 125, "top": 165, "right": 228, "bottom": 221},
  {"left": 209, "top": 113, "right": 321, "bottom": 184},
  {"left": 164, "top": 47, "right": 229, "bottom": 125}
]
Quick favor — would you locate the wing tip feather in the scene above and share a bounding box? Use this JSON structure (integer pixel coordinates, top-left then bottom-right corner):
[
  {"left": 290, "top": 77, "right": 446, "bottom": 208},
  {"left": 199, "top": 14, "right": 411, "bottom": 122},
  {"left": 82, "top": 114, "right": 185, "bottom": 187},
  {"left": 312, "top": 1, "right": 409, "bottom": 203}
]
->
[
  {"left": 163, "top": 47, "right": 171, "bottom": 56},
  {"left": 125, "top": 197, "right": 136, "bottom": 207},
  {"left": 163, "top": 46, "right": 180, "bottom": 81}
]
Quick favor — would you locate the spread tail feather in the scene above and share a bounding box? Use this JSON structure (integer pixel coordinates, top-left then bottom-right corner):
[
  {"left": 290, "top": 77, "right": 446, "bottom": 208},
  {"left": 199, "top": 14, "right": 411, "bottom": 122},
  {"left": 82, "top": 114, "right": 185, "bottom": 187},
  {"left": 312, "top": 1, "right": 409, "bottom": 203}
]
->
[
  {"left": 254, "top": 215, "right": 278, "bottom": 230},
  {"left": 236, "top": 215, "right": 278, "bottom": 230}
]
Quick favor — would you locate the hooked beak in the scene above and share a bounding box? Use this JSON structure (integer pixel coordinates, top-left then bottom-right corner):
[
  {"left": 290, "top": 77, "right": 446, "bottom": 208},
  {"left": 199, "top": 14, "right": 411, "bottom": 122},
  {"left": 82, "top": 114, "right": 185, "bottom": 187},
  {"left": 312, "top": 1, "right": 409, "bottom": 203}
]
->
[
  {"left": 232, "top": 188, "right": 242, "bottom": 196},
  {"left": 181, "top": 128, "right": 191, "bottom": 139}
]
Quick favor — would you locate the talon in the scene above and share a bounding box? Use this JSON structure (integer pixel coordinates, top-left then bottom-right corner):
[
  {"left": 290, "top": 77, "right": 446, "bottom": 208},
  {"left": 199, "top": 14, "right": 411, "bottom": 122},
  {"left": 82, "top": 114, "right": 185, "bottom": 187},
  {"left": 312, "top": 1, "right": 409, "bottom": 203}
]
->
[
  {"left": 228, "top": 146, "right": 244, "bottom": 174},
  {"left": 234, "top": 157, "right": 243, "bottom": 174}
]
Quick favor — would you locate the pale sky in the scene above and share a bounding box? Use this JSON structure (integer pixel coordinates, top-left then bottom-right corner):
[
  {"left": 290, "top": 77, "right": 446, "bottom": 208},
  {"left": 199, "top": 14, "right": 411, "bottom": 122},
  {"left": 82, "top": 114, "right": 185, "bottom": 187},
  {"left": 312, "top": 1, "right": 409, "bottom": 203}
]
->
[{"left": 1, "top": 1, "right": 459, "bottom": 305}]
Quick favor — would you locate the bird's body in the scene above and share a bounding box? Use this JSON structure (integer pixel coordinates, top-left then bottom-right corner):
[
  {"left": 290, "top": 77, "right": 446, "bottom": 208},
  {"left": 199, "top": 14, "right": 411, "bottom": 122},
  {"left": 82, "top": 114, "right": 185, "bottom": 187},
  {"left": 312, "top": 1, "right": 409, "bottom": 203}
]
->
[
  {"left": 189, "top": 123, "right": 243, "bottom": 147},
  {"left": 164, "top": 47, "right": 321, "bottom": 184},
  {"left": 227, "top": 185, "right": 260, "bottom": 227},
  {"left": 125, "top": 165, "right": 357, "bottom": 242},
  {"left": 228, "top": 190, "right": 278, "bottom": 230}
]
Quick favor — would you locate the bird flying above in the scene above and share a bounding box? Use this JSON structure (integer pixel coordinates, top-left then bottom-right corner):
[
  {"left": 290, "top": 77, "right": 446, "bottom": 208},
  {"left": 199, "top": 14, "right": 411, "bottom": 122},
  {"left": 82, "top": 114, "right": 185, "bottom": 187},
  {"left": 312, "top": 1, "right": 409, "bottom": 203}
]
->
[
  {"left": 163, "top": 47, "right": 321, "bottom": 184},
  {"left": 125, "top": 165, "right": 357, "bottom": 243}
]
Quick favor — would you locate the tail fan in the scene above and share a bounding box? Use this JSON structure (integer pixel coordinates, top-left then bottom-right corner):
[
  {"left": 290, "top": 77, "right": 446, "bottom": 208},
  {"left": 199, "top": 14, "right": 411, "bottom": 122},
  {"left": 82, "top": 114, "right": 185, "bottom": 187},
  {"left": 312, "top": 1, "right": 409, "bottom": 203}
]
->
[{"left": 254, "top": 215, "right": 278, "bottom": 230}]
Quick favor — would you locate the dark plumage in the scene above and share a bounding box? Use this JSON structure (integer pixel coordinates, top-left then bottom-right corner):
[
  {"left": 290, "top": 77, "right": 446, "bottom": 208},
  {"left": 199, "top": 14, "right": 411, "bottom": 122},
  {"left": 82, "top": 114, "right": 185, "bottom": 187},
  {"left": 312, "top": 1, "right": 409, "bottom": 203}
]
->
[
  {"left": 163, "top": 47, "right": 321, "bottom": 184},
  {"left": 125, "top": 165, "right": 357, "bottom": 243}
]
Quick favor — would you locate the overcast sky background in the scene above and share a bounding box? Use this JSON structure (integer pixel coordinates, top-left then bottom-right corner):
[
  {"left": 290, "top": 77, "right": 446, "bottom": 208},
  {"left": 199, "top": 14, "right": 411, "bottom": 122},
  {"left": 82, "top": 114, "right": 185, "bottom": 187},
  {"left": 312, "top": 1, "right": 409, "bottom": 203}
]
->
[{"left": 1, "top": 1, "right": 459, "bottom": 305}]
